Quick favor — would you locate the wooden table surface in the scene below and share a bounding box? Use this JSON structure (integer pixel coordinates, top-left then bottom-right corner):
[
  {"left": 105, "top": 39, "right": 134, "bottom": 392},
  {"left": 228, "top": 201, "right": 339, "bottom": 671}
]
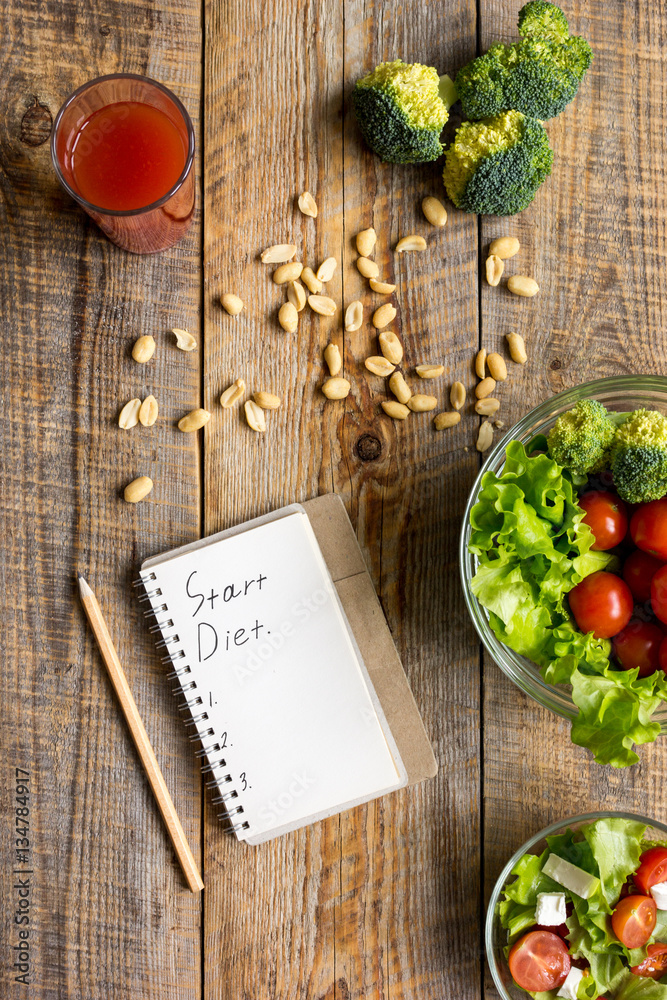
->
[{"left": 2, "top": 1, "right": 666, "bottom": 997}]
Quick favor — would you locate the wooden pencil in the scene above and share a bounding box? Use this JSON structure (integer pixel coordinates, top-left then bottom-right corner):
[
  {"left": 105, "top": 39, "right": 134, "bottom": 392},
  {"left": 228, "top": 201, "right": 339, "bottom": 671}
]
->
[{"left": 77, "top": 573, "right": 204, "bottom": 894}]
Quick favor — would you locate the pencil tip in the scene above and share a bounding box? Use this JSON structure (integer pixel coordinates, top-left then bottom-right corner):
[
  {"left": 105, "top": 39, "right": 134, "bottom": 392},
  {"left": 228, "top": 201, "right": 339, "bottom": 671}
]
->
[{"left": 77, "top": 574, "right": 93, "bottom": 598}]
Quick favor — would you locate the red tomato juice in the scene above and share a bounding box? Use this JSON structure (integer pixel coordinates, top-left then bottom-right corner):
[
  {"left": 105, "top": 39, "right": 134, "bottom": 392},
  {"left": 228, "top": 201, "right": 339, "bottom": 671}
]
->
[{"left": 68, "top": 101, "right": 187, "bottom": 211}]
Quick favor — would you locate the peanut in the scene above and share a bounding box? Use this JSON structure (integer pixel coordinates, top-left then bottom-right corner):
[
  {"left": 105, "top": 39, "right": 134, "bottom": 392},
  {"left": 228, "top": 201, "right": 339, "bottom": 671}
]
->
[
  {"left": 450, "top": 382, "right": 466, "bottom": 410},
  {"left": 300, "top": 267, "right": 322, "bottom": 294},
  {"left": 132, "top": 335, "right": 156, "bottom": 363},
  {"left": 244, "top": 399, "right": 266, "bottom": 432},
  {"left": 415, "top": 364, "right": 444, "bottom": 379},
  {"left": 475, "top": 348, "right": 487, "bottom": 379},
  {"left": 278, "top": 301, "right": 299, "bottom": 333},
  {"left": 475, "top": 377, "right": 496, "bottom": 399},
  {"left": 139, "top": 395, "right": 158, "bottom": 427},
  {"left": 357, "top": 257, "right": 380, "bottom": 279},
  {"left": 324, "top": 343, "right": 342, "bottom": 376},
  {"left": 508, "top": 275, "right": 539, "bottom": 297},
  {"left": 388, "top": 371, "right": 411, "bottom": 404},
  {"left": 316, "top": 257, "right": 337, "bottom": 282},
  {"left": 124, "top": 476, "right": 153, "bottom": 504},
  {"left": 408, "top": 394, "right": 437, "bottom": 412},
  {"left": 369, "top": 278, "right": 396, "bottom": 294},
  {"left": 261, "top": 243, "right": 297, "bottom": 263},
  {"left": 434, "top": 411, "right": 461, "bottom": 431},
  {"left": 486, "top": 254, "right": 504, "bottom": 287},
  {"left": 221, "top": 293, "right": 244, "bottom": 315},
  {"left": 475, "top": 397, "right": 500, "bottom": 416},
  {"left": 477, "top": 420, "right": 494, "bottom": 453},
  {"left": 322, "top": 377, "right": 351, "bottom": 400},
  {"left": 506, "top": 332, "right": 528, "bottom": 364},
  {"left": 486, "top": 353, "right": 508, "bottom": 381},
  {"left": 273, "top": 262, "right": 303, "bottom": 285},
  {"left": 178, "top": 408, "right": 211, "bottom": 432},
  {"left": 118, "top": 398, "right": 141, "bottom": 429},
  {"left": 356, "top": 228, "right": 377, "bottom": 257},
  {"left": 220, "top": 378, "right": 245, "bottom": 407},
  {"left": 253, "top": 391, "right": 281, "bottom": 410},
  {"left": 344, "top": 301, "right": 363, "bottom": 332},
  {"left": 382, "top": 400, "right": 410, "bottom": 420},
  {"left": 378, "top": 330, "right": 403, "bottom": 365},
  {"left": 298, "top": 191, "right": 318, "bottom": 217},
  {"left": 422, "top": 196, "right": 447, "bottom": 227},
  {"left": 308, "top": 295, "right": 337, "bottom": 316},
  {"left": 372, "top": 303, "right": 397, "bottom": 329},
  {"left": 395, "top": 235, "right": 427, "bottom": 252},
  {"left": 365, "top": 356, "right": 395, "bottom": 377},
  {"left": 172, "top": 328, "right": 197, "bottom": 351},
  {"left": 287, "top": 280, "right": 306, "bottom": 312},
  {"left": 489, "top": 236, "right": 520, "bottom": 260}
]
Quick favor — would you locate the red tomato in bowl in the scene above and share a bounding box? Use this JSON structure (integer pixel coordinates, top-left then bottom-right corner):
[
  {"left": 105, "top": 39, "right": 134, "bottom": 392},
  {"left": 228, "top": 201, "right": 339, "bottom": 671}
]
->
[
  {"left": 613, "top": 621, "right": 665, "bottom": 677},
  {"left": 631, "top": 943, "right": 667, "bottom": 979},
  {"left": 508, "top": 930, "right": 571, "bottom": 992},
  {"left": 635, "top": 846, "right": 667, "bottom": 895},
  {"left": 631, "top": 500, "right": 667, "bottom": 561},
  {"left": 612, "top": 895, "right": 657, "bottom": 949},
  {"left": 568, "top": 572, "right": 634, "bottom": 639},
  {"left": 652, "top": 565, "right": 667, "bottom": 625},
  {"left": 579, "top": 491, "right": 628, "bottom": 550},
  {"left": 623, "top": 550, "right": 665, "bottom": 604}
]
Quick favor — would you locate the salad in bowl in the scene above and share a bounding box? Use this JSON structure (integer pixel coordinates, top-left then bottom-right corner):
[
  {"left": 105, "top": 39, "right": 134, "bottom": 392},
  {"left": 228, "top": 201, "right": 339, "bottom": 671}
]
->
[
  {"left": 460, "top": 376, "right": 667, "bottom": 767},
  {"left": 487, "top": 813, "right": 667, "bottom": 1000}
]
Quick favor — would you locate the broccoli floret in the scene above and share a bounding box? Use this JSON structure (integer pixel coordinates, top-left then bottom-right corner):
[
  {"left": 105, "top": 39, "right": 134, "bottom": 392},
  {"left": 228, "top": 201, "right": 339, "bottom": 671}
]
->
[
  {"left": 547, "top": 400, "right": 616, "bottom": 478},
  {"left": 455, "top": 2, "right": 593, "bottom": 121},
  {"left": 442, "top": 110, "right": 553, "bottom": 216},
  {"left": 610, "top": 409, "right": 667, "bottom": 504},
  {"left": 353, "top": 60, "right": 457, "bottom": 164}
]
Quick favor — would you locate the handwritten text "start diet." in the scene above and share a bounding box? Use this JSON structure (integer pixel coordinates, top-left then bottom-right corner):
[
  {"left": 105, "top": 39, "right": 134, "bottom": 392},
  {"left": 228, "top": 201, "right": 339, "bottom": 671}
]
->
[{"left": 186, "top": 570, "right": 269, "bottom": 662}]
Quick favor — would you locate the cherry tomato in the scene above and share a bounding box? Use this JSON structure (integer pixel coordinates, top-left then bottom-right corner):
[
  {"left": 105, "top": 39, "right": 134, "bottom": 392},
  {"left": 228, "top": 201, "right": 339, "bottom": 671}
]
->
[
  {"left": 635, "top": 847, "right": 667, "bottom": 895},
  {"left": 579, "top": 491, "right": 628, "bottom": 550},
  {"left": 611, "top": 895, "right": 657, "bottom": 949},
  {"left": 631, "top": 943, "right": 667, "bottom": 979},
  {"left": 568, "top": 572, "right": 634, "bottom": 639},
  {"left": 508, "top": 930, "right": 571, "bottom": 992},
  {"left": 631, "top": 500, "right": 667, "bottom": 561},
  {"left": 613, "top": 621, "right": 665, "bottom": 677},
  {"left": 623, "top": 550, "right": 665, "bottom": 604},
  {"left": 652, "top": 565, "right": 667, "bottom": 625}
]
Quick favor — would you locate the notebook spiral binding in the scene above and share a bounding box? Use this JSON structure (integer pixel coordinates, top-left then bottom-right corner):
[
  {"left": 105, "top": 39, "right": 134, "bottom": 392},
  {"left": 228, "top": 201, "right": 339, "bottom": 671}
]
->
[{"left": 136, "top": 570, "right": 250, "bottom": 835}]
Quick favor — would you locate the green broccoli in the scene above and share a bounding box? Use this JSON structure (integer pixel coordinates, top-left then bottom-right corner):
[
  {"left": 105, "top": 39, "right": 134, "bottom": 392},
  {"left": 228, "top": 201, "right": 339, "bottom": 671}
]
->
[
  {"left": 546, "top": 400, "right": 617, "bottom": 478},
  {"left": 610, "top": 409, "right": 667, "bottom": 504},
  {"left": 455, "top": 1, "right": 593, "bottom": 122},
  {"left": 353, "top": 60, "right": 458, "bottom": 164},
  {"left": 442, "top": 110, "right": 553, "bottom": 216}
]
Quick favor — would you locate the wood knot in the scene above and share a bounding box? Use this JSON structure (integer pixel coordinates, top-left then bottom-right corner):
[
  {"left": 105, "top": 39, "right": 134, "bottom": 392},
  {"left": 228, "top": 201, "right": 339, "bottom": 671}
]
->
[
  {"left": 99, "top": 23, "right": 111, "bottom": 35},
  {"left": 355, "top": 433, "right": 382, "bottom": 462},
  {"left": 20, "top": 96, "right": 52, "bottom": 146},
  {"left": 550, "top": 358, "right": 562, "bottom": 370}
]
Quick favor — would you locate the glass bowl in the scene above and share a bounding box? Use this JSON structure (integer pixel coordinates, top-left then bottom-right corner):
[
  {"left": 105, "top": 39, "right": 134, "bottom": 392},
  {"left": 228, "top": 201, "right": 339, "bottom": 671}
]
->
[
  {"left": 459, "top": 375, "right": 667, "bottom": 724},
  {"left": 486, "top": 810, "right": 667, "bottom": 1000}
]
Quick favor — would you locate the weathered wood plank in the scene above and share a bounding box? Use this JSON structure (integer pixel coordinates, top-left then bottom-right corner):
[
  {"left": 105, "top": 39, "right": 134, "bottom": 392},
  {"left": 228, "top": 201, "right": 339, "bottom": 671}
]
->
[
  {"left": 0, "top": 1, "right": 203, "bottom": 997},
  {"left": 203, "top": 0, "right": 480, "bottom": 997}
]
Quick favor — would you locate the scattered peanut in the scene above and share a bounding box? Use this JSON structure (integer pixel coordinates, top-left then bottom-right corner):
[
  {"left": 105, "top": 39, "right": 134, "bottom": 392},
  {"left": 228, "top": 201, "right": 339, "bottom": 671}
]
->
[
  {"left": 365, "top": 356, "right": 396, "bottom": 377},
  {"left": 220, "top": 378, "right": 245, "bottom": 407},
  {"left": 372, "top": 303, "right": 397, "bottom": 329},
  {"left": 298, "top": 191, "right": 318, "bottom": 217},
  {"left": 450, "top": 382, "right": 466, "bottom": 410},
  {"left": 287, "top": 280, "right": 307, "bottom": 311},
  {"left": 345, "top": 300, "right": 363, "bottom": 332},
  {"left": 273, "top": 262, "right": 303, "bottom": 285},
  {"left": 261, "top": 243, "right": 297, "bottom": 263},
  {"left": 124, "top": 476, "right": 153, "bottom": 504},
  {"left": 434, "top": 411, "right": 461, "bottom": 431},
  {"left": 322, "top": 377, "right": 351, "bottom": 400},
  {"left": 489, "top": 236, "right": 520, "bottom": 260},
  {"left": 139, "top": 395, "right": 158, "bottom": 427},
  {"left": 382, "top": 400, "right": 410, "bottom": 420},
  {"left": 416, "top": 364, "right": 444, "bottom": 379},
  {"left": 486, "top": 353, "right": 508, "bottom": 381},
  {"left": 476, "top": 420, "right": 494, "bottom": 453},
  {"left": 178, "top": 408, "right": 211, "bottom": 432},
  {"left": 301, "top": 267, "right": 322, "bottom": 294},
  {"left": 475, "top": 397, "right": 501, "bottom": 416},
  {"left": 422, "top": 196, "right": 447, "bottom": 228},
  {"left": 486, "top": 254, "right": 504, "bottom": 287},
  {"left": 244, "top": 399, "right": 266, "bottom": 432},
  {"left": 324, "top": 343, "right": 342, "bottom": 376},
  {"left": 308, "top": 295, "right": 337, "bottom": 316},
  {"left": 172, "top": 328, "right": 197, "bottom": 351},
  {"left": 408, "top": 394, "right": 437, "bottom": 413},
  {"left": 475, "top": 377, "right": 496, "bottom": 399},
  {"left": 316, "top": 257, "right": 337, "bottom": 282},
  {"left": 278, "top": 301, "right": 299, "bottom": 333},
  {"left": 508, "top": 275, "right": 539, "bottom": 297},
  {"left": 356, "top": 228, "right": 377, "bottom": 257},
  {"left": 369, "top": 278, "right": 396, "bottom": 294},
  {"left": 132, "top": 335, "right": 156, "bottom": 363},
  {"left": 506, "top": 332, "right": 528, "bottom": 364},
  {"left": 253, "top": 391, "right": 281, "bottom": 410},
  {"left": 495, "top": 419, "right": 506, "bottom": 429},
  {"left": 221, "top": 293, "right": 244, "bottom": 315},
  {"left": 118, "top": 398, "right": 141, "bottom": 429},
  {"left": 378, "top": 330, "right": 403, "bottom": 365},
  {"left": 475, "top": 348, "right": 487, "bottom": 379},
  {"left": 357, "top": 257, "right": 380, "bottom": 279},
  {"left": 395, "top": 235, "right": 427, "bottom": 252},
  {"left": 388, "top": 371, "right": 411, "bottom": 404}
]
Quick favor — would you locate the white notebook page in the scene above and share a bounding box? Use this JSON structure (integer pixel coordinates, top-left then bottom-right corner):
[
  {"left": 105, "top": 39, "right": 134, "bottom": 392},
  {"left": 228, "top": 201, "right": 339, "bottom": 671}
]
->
[{"left": 144, "top": 510, "right": 403, "bottom": 842}]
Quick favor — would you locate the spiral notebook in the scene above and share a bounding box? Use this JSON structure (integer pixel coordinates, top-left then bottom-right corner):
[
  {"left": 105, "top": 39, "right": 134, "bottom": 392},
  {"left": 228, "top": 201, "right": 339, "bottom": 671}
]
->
[{"left": 138, "top": 494, "right": 436, "bottom": 845}]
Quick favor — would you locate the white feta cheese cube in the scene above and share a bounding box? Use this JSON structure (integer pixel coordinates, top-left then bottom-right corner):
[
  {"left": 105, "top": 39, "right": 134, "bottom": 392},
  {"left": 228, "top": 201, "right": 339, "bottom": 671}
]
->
[
  {"left": 650, "top": 881, "right": 667, "bottom": 910},
  {"left": 535, "top": 891, "right": 567, "bottom": 926},
  {"left": 557, "top": 966, "right": 584, "bottom": 1000}
]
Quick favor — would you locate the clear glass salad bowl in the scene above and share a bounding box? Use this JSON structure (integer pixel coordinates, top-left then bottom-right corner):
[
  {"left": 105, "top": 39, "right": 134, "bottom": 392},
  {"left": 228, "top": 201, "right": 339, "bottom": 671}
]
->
[
  {"left": 486, "top": 810, "right": 667, "bottom": 1000},
  {"left": 459, "top": 375, "right": 667, "bottom": 725}
]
